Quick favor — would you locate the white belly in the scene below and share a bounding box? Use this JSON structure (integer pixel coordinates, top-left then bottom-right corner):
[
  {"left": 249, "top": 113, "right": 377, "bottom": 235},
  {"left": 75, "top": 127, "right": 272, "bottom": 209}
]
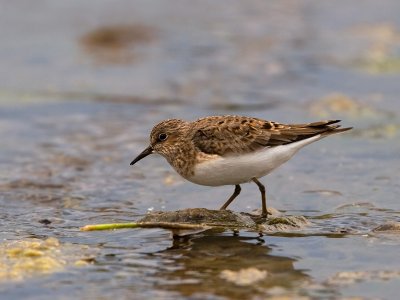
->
[{"left": 187, "top": 135, "right": 322, "bottom": 186}]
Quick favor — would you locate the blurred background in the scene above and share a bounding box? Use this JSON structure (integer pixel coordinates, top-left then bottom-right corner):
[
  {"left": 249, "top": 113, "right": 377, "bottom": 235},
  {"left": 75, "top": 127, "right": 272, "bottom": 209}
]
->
[{"left": 1, "top": 1, "right": 400, "bottom": 299}]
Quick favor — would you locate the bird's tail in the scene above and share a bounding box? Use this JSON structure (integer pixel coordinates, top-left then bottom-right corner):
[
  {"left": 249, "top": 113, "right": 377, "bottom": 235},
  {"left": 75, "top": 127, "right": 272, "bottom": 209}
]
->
[{"left": 308, "top": 120, "right": 352, "bottom": 136}]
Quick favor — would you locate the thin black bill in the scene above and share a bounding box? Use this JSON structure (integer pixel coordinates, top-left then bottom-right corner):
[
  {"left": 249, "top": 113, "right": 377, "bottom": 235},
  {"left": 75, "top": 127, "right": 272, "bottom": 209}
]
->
[{"left": 130, "top": 146, "right": 153, "bottom": 165}]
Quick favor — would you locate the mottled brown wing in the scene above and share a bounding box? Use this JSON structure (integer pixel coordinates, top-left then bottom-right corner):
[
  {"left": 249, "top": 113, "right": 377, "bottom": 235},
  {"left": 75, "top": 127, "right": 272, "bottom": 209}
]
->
[
  {"left": 192, "top": 116, "right": 350, "bottom": 156},
  {"left": 192, "top": 116, "right": 271, "bottom": 155}
]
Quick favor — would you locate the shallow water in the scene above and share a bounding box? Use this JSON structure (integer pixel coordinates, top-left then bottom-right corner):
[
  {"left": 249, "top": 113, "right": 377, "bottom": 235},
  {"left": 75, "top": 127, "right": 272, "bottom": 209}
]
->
[{"left": 1, "top": 1, "right": 400, "bottom": 299}]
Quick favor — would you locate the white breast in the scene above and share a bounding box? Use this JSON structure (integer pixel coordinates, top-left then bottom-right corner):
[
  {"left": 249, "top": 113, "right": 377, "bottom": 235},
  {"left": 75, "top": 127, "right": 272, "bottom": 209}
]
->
[{"left": 187, "top": 134, "right": 322, "bottom": 186}]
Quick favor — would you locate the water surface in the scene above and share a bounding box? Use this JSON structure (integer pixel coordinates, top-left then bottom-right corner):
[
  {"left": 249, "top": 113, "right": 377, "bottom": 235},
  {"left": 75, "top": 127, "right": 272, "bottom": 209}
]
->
[{"left": 1, "top": 1, "right": 400, "bottom": 299}]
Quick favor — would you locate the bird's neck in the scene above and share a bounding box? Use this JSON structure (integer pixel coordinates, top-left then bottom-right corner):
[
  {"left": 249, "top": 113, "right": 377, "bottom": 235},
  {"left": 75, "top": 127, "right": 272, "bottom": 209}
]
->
[{"left": 164, "top": 140, "right": 196, "bottom": 178}]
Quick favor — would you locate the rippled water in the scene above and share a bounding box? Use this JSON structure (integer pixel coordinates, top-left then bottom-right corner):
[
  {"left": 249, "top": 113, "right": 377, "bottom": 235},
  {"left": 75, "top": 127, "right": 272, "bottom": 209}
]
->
[{"left": 1, "top": 1, "right": 400, "bottom": 299}]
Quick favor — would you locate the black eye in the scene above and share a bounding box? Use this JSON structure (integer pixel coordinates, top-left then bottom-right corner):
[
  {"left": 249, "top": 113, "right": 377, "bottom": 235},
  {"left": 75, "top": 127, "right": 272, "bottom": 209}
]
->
[{"left": 158, "top": 133, "right": 168, "bottom": 141}]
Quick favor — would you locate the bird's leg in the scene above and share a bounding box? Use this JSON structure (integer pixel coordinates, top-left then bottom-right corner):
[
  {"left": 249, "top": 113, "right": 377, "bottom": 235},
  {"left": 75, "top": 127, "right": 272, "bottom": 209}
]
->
[
  {"left": 252, "top": 178, "right": 268, "bottom": 218},
  {"left": 220, "top": 185, "right": 241, "bottom": 210}
]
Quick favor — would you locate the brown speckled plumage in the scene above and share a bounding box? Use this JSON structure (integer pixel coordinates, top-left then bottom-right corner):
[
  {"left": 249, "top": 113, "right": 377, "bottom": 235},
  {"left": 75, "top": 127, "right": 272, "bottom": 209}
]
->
[
  {"left": 191, "top": 116, "right": 349, "bottom": 156},
  {"left": 148, "top": 116, "right": 350, "bottom": 177},
  {"left": 131, "top": 115, "right": 352, "bottom": 217}
]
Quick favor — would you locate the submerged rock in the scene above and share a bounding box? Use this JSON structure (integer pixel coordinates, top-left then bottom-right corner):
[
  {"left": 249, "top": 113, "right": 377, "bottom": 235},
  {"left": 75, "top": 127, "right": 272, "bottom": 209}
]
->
[{"left": 220, "top": 268, "right": 268, "bottom": 286}]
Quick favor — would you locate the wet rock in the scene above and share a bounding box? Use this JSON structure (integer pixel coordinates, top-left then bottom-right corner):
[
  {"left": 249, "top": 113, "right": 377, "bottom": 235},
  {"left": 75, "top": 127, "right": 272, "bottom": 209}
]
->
[
  {"left": 261, "top": 215, "right": 309, "bottom": 233},
  {"left": 136, "top": 208, "right": 309, "bottom": 236},
  {"left": 139, "top": 208, "right": 254, "bottom": 228},
  {"left": 373, "top": 222, "right": 400, "bottom": 233},
  {"left": 137, "top": 208, "right": 252, "bottom": 236}
]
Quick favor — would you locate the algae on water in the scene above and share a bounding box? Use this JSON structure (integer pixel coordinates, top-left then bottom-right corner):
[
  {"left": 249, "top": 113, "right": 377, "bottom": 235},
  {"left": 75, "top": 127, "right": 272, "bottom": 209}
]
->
[{"left": 0, "top": 237, "right": 96, "bottom": 282}]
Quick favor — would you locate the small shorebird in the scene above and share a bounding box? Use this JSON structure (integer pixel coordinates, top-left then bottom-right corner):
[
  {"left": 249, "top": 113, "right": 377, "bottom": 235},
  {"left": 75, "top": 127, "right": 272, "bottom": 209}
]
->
[{"left": 130, "top": 116, "right": 351, "bottom": 217}]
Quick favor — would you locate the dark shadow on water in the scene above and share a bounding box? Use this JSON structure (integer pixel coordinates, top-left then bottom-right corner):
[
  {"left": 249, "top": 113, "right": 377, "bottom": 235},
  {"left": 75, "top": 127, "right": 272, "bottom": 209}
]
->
[{"left": 149, "top": 233, "right": 312, "bottom": 299}]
